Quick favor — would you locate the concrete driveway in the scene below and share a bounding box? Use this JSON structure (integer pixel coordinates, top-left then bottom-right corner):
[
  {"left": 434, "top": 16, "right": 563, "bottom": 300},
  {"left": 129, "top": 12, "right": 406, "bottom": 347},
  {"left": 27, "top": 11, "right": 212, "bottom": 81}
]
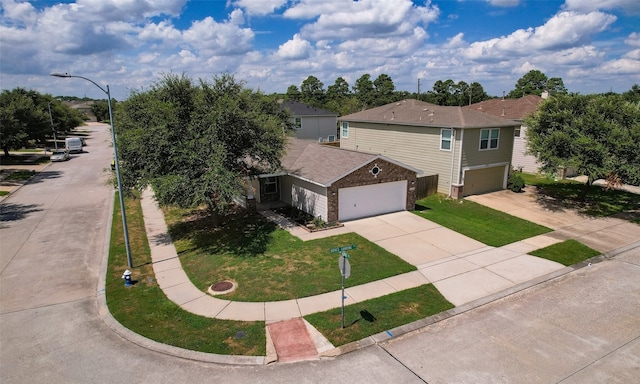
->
[
  {"left": 466, "top": 188, "right": 640, "bottom": 253},
  {"left": 340, "top": 211, "right": 567, "bottom": 306}
]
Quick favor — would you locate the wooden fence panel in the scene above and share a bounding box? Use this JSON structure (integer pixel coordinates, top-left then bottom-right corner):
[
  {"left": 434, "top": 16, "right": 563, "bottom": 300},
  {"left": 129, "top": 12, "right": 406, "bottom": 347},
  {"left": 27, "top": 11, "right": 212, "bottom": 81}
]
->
[{"left": 416, "top": 174, "right": 438, "bottom": 199}]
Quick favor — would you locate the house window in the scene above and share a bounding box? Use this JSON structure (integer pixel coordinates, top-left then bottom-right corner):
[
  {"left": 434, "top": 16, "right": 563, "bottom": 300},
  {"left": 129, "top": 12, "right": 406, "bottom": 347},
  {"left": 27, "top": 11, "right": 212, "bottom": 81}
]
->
[
  {"left": 341, "top": 122, "right": 349, "bottom": 138},
  {"left": 294, "top": 117, "right": 301, "bottom": 129},
  {"left": 514, "top": 127, "right": 521, "bottom": 137},
  {"left": 440, "top": 128, "right": 452, "bottom": 151},
  {"left": 327, "top": 135, "right": 335, "bottom": 142},
  {"left": 480, "top": 128, "right": 500, "bottom": 150},
  {"left": 264, "top": 177, "right": 278, "bottom": 194}
]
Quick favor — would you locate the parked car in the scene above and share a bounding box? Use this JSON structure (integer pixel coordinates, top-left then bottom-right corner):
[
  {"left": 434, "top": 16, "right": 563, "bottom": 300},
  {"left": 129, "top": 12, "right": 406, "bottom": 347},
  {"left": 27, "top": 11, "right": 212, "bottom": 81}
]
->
[
  {"left": 65, "top": 137, "right": 83, "bottom": 153},
  {"left": 50, "top": 149, "right": 70, "bottom": 162}
]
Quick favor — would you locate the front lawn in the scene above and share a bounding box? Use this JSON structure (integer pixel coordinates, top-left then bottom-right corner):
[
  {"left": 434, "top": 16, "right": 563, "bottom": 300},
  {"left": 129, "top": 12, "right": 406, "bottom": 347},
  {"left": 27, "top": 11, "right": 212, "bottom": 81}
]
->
[
  {"left": 522, "top": 173, "right": 640, "bottom": 223},
  {"left": 529, "top": 240, "right": 601, "bottom": 266},
  {"left": 164, "top": 206, "right": 416, "bottom": 302},
  {"left": 414, "top": 194, "right": 552, "bottom": 247}
]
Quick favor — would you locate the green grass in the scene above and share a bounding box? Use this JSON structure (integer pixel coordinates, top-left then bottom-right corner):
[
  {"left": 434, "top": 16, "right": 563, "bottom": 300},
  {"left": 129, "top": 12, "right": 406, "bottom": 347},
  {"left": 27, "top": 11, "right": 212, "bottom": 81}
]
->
[
  {"left": 413, "top": 194, "right": 552, "bottom": 247},
  {"left": 0, "top": 191, "right": 9, "bottom": 196},
  {"left": 530, "top": 240, "right": 601, "bottom": 266},
  {"left": 3, "top": 170, "right": 36, "bottom": 181},
  {"left": 164, "top": 206, "right": 416, "bottom": 301},
  {"left": 305, "top": 284, "right": 454, "bottom": 346},
  {"left": 522, "top": 173, "right": 640, "bottom": 223},
  {"left": 105, "top": 193, "right": 266, "bottom": 356}
]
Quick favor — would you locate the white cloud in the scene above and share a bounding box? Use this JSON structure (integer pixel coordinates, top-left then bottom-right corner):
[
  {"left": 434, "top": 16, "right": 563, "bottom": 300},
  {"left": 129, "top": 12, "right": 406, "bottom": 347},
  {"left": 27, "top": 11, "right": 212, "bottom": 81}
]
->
[
  {"left": 286, "top": 0, "right": 438, "bottom": 41},
  {"left": 276, "top": 34, "right": 312, "bottom": 60},
  {"left": 464, "top": 11, "right": 616, "bottom": 61},
  {"left": 231, "top": 0, "right": 287, "bottom": 16},
  {"left": 183, "top": 16, "right": 255, "bottom": 56},
  {"left": 563, "top": 0, "right": 640, "bottom": 15},
  {"left": 625, "top": 32, "right": 640, "bottom": 47}
]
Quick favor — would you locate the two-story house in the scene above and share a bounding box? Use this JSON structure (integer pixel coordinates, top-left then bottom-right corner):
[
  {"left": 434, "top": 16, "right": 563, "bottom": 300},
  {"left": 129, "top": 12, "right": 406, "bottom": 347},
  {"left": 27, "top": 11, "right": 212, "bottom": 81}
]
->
[
  {"left": 338, "top": 99, "right": 520, "bottom": 198},
  {"left": 280, "top": 101, "right": 338, "bottom": 142}
]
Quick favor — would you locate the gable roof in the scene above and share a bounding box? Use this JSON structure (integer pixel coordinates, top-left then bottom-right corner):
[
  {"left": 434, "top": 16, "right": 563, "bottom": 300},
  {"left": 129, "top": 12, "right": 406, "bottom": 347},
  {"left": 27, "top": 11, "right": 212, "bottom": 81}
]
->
[
  {"left": 338, "top": 99, "right": 518, "bottom": 129},
  {"left": 465, "top": 95, "right": 542, "bottom": 120},
  {"left": 280, "top": 101, "right": 338, "bottom": 117},
  {"left": 280, "top": 138, "right": 421, "bottom": 187}
]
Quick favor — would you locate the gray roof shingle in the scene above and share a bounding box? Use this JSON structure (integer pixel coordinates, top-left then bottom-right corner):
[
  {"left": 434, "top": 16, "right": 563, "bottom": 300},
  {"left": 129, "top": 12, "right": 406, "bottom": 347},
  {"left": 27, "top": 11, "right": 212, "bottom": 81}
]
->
[
  {"left": 338, "top": 99, "right": 519, "bottom": 129},
  {"left": 281, "top": 139, "right": 419, "bottom": 186}
]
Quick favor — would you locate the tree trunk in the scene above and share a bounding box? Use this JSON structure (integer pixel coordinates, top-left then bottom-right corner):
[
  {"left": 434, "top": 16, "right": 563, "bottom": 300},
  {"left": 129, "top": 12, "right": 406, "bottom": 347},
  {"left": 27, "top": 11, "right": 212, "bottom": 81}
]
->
[
  {"left": 3, "top": 147, "right": 10, "bottom": 157},
  {"left": 578, "top": 178, "right": 591, "bottom": 201}
]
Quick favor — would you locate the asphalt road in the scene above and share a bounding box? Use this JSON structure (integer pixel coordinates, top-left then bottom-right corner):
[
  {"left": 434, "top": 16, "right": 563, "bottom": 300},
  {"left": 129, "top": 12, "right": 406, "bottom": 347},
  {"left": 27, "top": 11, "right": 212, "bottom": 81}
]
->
[{"left": 1, "top": 123, "right": 638, "bottom": 383}]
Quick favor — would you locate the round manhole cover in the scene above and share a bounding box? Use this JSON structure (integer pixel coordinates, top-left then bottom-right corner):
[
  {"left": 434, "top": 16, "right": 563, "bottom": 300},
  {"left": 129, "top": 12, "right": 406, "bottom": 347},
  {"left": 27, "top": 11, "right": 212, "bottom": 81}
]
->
[
  {"left": 211, "top": 281, "right": 233, "bottom": 291},
  {"left": 207, "top": 280, "right": 237, "bottom": 295}
]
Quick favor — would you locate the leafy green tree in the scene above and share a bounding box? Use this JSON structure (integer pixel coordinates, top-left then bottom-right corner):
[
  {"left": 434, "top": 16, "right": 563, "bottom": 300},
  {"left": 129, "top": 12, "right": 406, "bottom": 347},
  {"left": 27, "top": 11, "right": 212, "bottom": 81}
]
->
[
  {"left": 373, "top": 74, "right": 395, "bottom": 106},
  {"left": 525, "top": 93, "right": 640, "bottom": 199},
  {"left": 0, "top": 89, "right": 39, "bottom": 155},
  {"left": 285, "top": 85, "right": 301, "bottom": 101},
  {"left": 353, "top": 74, "right": 375, "bottom": 109},
  {"left": 91, "top": 100, "right": 111, "bottom": 122},
  {"left": 115, "top": 73, "right": 292, "bottom": 223},
  {"left": 300, "top": 76, "right": 325, "bottom": 107},
  {"left": 469, "top": 82, "right": 490, "bottom": 104},
  {"left": 326, "top": 77, "right": 350, "bottom": 101},
  {"left": 508, "top": 70, "right": 566, "bottom": 98},
  {"left": 0, "top": 88, "right": 81, "bottom": 154}
]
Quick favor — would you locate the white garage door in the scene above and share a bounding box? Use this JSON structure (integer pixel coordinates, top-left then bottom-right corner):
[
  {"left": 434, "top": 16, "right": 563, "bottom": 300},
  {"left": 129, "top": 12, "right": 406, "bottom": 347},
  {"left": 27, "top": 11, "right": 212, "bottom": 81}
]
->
[{"left": 338, "top": 181, "right": 407, "bottom": 221}]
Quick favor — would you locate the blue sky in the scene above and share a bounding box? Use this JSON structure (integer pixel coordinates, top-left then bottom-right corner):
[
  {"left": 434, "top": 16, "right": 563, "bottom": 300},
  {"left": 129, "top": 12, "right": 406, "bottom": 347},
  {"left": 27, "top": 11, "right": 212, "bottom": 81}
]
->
[{"left": 1, "top": 0, "right": 638, "bottom": 100}]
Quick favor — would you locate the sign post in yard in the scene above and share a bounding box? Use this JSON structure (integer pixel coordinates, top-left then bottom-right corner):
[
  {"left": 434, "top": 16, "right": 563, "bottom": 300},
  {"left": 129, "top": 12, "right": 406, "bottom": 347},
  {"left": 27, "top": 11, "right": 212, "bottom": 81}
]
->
[{"left": 331, "top": 245, "right": 355, "bottom": 328}]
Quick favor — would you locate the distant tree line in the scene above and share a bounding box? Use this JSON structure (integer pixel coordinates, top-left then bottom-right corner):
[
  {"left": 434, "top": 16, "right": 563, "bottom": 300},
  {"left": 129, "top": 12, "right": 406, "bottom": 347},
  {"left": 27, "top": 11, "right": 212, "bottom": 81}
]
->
[{"left": 282, "top": 70, "right": 572, "bottom": 116}]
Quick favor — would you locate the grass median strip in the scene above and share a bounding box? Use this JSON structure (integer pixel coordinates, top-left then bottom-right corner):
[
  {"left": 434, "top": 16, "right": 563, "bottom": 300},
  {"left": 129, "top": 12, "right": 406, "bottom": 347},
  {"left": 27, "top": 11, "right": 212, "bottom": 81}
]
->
[
  {"left": 305, "top": 284, "right": 454, "bottom": 347},
  {"left": 414, "top": 194, "right": 552, "bottom": 247},
  {"left": 529, "top": 239, "right": 600, "bottom": 266}
]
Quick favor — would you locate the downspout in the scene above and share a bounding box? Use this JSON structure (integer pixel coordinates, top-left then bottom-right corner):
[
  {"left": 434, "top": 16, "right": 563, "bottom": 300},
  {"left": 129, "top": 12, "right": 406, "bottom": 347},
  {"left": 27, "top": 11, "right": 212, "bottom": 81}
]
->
[
  {"left": 448, "top": 128, "right": 456, "bottom": 197},
  {"left": 457, "top": 129, "right": 465, "bottom": 185}
]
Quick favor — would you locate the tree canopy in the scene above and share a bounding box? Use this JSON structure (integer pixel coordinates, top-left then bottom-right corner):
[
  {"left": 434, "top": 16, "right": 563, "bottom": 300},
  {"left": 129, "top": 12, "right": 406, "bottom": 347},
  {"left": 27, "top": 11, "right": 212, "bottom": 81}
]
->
[
  {"left": 508, "top": 70, "right": 567, "bottom": 98},
  {"left": 524, "top": 93, "right": 640, "bottom": 198},
  {"left": 115, "top": 73, "right": 293, "bottom": 220},
  {"left": 0, "top": 88, "right": 84, "bottom": 155}
]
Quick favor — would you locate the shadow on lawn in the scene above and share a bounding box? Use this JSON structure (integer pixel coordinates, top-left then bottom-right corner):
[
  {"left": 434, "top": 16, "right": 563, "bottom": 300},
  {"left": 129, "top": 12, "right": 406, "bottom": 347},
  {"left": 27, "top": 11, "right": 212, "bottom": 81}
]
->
[
  {"left": 532, "top": 183, "right": 640, "bottom": 220},
  {"left": 168, "top": 208, "right": 277, "bottom": 257}
]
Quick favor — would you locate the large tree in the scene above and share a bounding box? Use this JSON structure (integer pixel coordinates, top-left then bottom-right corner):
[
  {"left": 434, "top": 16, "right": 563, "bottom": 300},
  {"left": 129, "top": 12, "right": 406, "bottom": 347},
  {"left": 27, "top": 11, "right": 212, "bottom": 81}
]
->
[
  {"left": 300, "top": 75, "right": 325, "bottom": 107},
  {"left": 373, "top": 73, "right": 395, "bottom": 106},
  {"left": 0, "top": 88, "right": 83, "bottom": 155},
  {"left": 353, "top": 74, "right": 375, "bottom": 109},
  {"left": 508, "top": 70, "right": 567, "bottom": 98},
  {"left": 525, "top": 93, "right": 640, "bottom": 199},
  {"left": 115, "top": 73, "right": 292, "bottom": 222}
]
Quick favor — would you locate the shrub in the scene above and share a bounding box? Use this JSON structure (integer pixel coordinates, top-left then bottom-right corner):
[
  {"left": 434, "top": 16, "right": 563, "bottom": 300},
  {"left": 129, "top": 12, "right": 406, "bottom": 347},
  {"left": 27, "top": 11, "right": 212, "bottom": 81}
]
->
[{"left": 509, "top": 171, "right": 525, "bottom": 192}]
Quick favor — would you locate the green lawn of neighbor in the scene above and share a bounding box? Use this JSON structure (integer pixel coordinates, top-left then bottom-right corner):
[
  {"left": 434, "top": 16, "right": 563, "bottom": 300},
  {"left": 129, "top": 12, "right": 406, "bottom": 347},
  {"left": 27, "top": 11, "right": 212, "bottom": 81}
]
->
[
  {"left": 530, "top": 240, "right": 601, "bottom": 266},
  {"left": 414, "top": 194, "right": 552, "bottom": 247}
]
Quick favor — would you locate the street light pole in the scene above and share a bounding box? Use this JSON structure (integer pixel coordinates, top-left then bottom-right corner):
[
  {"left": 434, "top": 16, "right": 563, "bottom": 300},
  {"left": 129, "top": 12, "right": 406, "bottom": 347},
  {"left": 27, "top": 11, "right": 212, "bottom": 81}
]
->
[
  {"left": 47, "top": 100, "right": 59, "bottom": 150},
  {"left": 50, "top": 72, "right": 133, "bottom": 268}
]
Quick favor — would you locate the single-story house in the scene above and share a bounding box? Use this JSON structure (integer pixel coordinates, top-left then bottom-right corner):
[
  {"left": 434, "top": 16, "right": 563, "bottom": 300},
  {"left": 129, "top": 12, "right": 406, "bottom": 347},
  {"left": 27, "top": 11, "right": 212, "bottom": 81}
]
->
[
  {"left": 338, "top": 99, "right": 520, "bottom": 198},
  {"left": 280, "top": 101, "right": 339, "bottom": 142},
  {"left": 466, "top": 95, "right": 543, "bottom": 174},
  {"left": 248, "top": 138, "right": 421, "bottom": 222}
]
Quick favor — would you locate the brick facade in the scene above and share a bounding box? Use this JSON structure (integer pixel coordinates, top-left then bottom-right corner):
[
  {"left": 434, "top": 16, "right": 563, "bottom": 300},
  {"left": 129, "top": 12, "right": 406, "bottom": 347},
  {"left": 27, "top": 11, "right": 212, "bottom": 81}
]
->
[{"left": 325, "top": 158, "right": 417, "bottom": 223}]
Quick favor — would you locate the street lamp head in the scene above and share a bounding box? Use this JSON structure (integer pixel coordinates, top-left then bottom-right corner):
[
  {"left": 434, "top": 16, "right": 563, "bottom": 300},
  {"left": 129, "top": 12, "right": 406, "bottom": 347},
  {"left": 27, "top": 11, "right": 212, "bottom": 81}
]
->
[{"left": 50, "top": 72, "right": 71, "bottom": 78}]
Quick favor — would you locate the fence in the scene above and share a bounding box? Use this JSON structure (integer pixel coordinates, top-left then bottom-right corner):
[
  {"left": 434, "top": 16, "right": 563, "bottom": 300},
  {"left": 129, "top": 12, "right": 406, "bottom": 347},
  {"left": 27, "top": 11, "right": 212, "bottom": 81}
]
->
[{"left": 416, "top": 174, "right": 438, "bottom": 199}]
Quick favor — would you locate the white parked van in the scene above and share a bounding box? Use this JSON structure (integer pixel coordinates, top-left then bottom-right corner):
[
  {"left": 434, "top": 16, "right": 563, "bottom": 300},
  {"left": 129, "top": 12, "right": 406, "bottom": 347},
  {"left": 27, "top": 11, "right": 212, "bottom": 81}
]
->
[{"left": 65, "top": 137, "right": 83, "bottom": 153}]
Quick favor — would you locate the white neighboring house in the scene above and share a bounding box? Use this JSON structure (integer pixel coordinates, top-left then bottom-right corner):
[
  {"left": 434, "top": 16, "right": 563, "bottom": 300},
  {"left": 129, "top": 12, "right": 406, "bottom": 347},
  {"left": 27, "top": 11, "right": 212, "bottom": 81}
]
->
[
  {"left": 466, "top": 94, "right": 543, "bottom": 174},
  {"left": 280, "top": 101, "right": 338, "bottom": 142}
]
